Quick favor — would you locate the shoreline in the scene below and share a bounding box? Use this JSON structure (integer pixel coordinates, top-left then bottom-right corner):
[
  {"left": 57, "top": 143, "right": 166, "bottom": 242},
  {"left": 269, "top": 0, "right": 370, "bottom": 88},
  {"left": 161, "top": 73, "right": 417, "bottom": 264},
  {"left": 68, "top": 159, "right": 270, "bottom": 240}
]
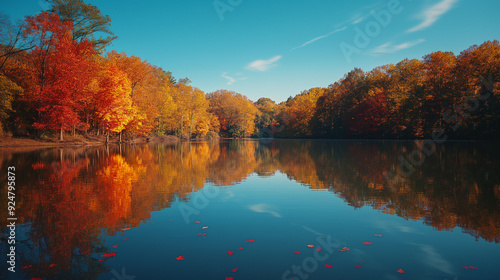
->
[{"left": 0, "top": 135, "right": 181, "bottom": 149}]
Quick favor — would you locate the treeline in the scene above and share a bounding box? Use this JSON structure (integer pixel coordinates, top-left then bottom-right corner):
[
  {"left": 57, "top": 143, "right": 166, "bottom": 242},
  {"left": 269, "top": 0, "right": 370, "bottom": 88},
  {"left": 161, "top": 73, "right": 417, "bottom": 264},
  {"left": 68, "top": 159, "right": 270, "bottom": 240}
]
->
[
  {"left": 0, "top": 1, "right": 259, "bottom": 141},
  {"left": 265, "top": 40, "right": 500, "bottom": 139},
  {"left": 0, "top": 0, "right": 499, "bottom": 141}
]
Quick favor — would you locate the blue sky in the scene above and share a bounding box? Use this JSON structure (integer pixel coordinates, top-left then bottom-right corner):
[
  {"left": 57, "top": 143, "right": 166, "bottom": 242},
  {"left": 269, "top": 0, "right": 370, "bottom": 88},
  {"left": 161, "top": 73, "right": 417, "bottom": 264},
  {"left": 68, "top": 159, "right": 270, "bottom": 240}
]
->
[{"left": 2, "top": 0, "right": 499, "bottom": 102}]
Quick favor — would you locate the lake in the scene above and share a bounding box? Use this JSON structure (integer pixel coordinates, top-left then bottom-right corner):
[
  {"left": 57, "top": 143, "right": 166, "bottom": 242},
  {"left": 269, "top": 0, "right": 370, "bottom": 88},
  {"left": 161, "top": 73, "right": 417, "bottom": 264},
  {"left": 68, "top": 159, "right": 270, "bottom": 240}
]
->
[{"left": 1, "top": 140, "right": 499, "bottom": 280}]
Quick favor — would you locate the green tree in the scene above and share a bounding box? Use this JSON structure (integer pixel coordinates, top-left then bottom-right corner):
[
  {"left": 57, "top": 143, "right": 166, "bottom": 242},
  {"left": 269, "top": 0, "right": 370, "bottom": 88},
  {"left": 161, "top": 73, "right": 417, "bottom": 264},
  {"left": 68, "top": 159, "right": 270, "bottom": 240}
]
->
[{"left": 48, "top": 0, "right": 116, "bottom": 50}]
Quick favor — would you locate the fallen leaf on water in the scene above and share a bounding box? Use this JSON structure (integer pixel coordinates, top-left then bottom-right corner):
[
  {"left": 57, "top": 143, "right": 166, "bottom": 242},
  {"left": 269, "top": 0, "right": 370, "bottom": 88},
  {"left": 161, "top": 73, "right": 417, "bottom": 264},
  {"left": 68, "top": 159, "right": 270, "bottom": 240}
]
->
[
  {"left": 31, "top": 278, "right": 43, "bottom": 280},
  {"left": 245, "top": 239, "right": 255, "bottom": 243},
  {"left": 50, "top": 264, "right": 56, "bottom": 267},
  {"left": 362, "top": 260, "right": 366, "bottom": 263},
  {"left": 98, "top": 259, "right": 104, "bottom": 262},
  {"left": 316, "top": 248, "right": 321, "bottom": 252},
  {"left": 463, "top": 265, "right": 478, "bottom": 270},
  {"left": 232, "top": 268, "right": 238, "bottom": 272},
  {"left": 294, "top": 251, "right": 301, "bottom": 254},
  {"left": 237, "top": 247, "right": 244, "bottom": 250},
  {"left": 338, "top": 247, "right": 351, "bottom": 251},
  {"left": 197, "top": 233, "right": 207, "bottom": 236},
  {"left": 176, "top": 256, "right": 184, "bottom": 261},
  {"left": 194, "top": 221, "right": 201, "bottom": 224},
  {"left": 225, "top": 277, "right": 233, "bottom": 280},
  {"left": 112, "top": 244, "right": 118, "bottom": 248},
  {"left": 374, "top": 234, "right": 382, "bottom": 237},
  {"left": 22, "top": 265, "right": 32, "bottom": 269},
  {"left": 306, "top": 244, "right": 314, "bottom": 248},
  {"left": 123, "top": 238, "right": 129, "bottom": 241},
  {"left": 397, "top": 268, "right": 405, "bottom": 273},
  {"left": 362, "top": 241, "right": 373, "bottom": 245},
  {"left": 227, "top": 250, "right": 233, "bottom": 256},
  {"left": 122, "top": 228, "right": 131, "bottom": 231},
  {"left": 355, "top": 264, "right": 362, "bottom": 268},
  {"left": 101, "top": 252, "right": 116, "bottom": 258},
  {"left": 325, "top": 264, "right": 333, "bottom": 268},
  {"left": 202, "top": 226, "right": 208, "bottom": 229}
]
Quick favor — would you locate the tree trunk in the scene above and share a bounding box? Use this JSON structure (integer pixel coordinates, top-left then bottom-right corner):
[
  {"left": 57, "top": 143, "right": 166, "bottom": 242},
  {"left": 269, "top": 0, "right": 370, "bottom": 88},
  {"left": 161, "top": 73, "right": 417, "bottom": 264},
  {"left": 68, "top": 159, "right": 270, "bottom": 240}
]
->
[
  {"left": 189, "top": 115, "right": 193, "bottom": 141},
  {"left": 60, "top": 127, "right": 63, "bottom": 141},
  {"left": 119, "top": 131, "right": 122, "bottom": 143},
  {"left": 106, "top": 131, "right": 109, "bottom": 144}
]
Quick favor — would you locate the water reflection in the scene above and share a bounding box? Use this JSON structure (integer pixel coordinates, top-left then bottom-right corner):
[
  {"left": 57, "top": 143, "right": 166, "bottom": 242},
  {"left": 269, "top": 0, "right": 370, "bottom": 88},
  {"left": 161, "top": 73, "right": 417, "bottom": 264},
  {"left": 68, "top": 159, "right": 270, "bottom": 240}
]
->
[{"left": 0, "top": 140, "right": 499, "bottom": 279}]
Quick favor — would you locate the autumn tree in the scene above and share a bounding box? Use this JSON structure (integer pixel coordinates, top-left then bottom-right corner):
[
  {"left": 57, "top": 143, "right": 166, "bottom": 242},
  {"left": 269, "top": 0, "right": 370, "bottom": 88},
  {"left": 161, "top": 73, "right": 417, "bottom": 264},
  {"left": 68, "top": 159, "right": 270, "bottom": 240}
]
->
[
  {"left": 22, "top": 12, "right": 96, "bottom": 141},
  {"left": 0, "top": 75, "right": 22, "bottom": 132},
  {"left": 173, "top": 82, "right": 217, "bottom": 139},
  {"left": 95, "top": 62, "right": 133, "bottom": 143},
  {"left": 207, "top": 89, "right": 259, "bottom": 138},
  {"left": 279, "top": 87, "right": 327, "bottom": 137}
]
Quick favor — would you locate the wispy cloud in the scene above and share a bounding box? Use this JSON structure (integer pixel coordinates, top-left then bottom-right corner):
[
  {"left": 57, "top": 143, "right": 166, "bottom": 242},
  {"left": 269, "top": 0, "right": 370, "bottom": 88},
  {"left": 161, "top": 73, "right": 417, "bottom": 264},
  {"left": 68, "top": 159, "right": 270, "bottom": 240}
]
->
[
  {"left": 372, "top": 39, "right": 425, "bottom": 54},
  {"left": 221, "top": 72, "right": 236, "bottom": 85},
  {"left": 291, "top": 27, "right": 347, "bottom": 51},
  {"left": 351, "top": 16, "right": 365, "bottom": 25},
  {"left": 407, "top": 0, "right": 459, "bottom": 32},
  {"left": 221, "top": 72, "right": 246, "bottom": 85},
  {"left": 246, "top": 55, "right": 282, "bottom": 71}
]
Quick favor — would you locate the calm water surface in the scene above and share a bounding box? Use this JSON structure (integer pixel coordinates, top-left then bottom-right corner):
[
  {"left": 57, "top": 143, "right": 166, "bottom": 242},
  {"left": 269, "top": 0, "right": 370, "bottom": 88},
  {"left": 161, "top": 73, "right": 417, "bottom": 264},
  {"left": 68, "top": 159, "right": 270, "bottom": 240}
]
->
[{"left": 1, "top": 140, "right": 499, "bottom": 280}]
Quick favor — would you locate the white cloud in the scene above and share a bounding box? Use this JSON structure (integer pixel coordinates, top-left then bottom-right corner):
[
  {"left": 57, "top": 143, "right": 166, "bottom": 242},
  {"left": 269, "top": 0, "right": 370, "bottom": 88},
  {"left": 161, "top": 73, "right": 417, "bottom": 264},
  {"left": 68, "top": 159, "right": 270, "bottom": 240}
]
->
[
  {"left": 221, "top": 72, "right": 246, "bottom": 85},
  {"left": 221, "top": 72, "right": 236, "bottom": 85},
  {"left": 372, "top": 39, "right": 425, "bottom": 54},
  {"left": 291, "top": 27, "right": 347, "bottom": 51},
  {"left": 246, "top": 55, "right": 282, "bottom": 71},
  {"left": 407, "top": 0, "right": 459, "bottom": 32}
]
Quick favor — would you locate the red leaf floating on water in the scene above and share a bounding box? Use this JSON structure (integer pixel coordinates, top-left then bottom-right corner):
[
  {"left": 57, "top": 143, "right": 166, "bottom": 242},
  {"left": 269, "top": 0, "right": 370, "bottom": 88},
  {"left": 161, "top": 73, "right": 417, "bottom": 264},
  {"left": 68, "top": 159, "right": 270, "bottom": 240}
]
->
[
  {"left": 237, "top": 247, "right": 244, "bottom": 250},
  {"left": 202, "top": 226, "right": 208, "bottom": 229},
  {"left": 362, "top": 260, "right": 366, "bottom": 263},
  {"left": 176, "top": 256, "right": 184, "bottom": 260},
  {"left": 245, "top": 239, "right": 255, "bottom": 243},
  {"left": 374, "top": 234, "right": 382, "bottom": 237},
  {"left": 50, "top": 264, "right": 56, "bottom": 267},
  {"left": 197, "top": 233, "right": 207, "bottom": 236},
  {"left": 294, "top": 251, "right": 301, "bottom": 254},
  {"left": 98, "top": 259, "right": 104, "bottom": 262},
  {"left": 232, "top": 268, "right": 238, "bottom": 272},
  {"left": 194, "top": 221, "right": 200, "bottom": 224},
  {"left": 355, "top": 264, "right": 362, "bottom": 268},
  {"left": 31, "top": 278, "right": 43, "bottom": 280},
  {"left": 362, "top": 241, "right": 373, "bottom": 245},
  {"left": 325, "top": 264, "right": 333, "bottom": 268},
  {"left": 112, "top": 244, "right": 118, "bottom": 248},
  {"left": 123, "top": 238, "right": 129, "bottom": 241},
  {"left": 22, "top": 265, "right": 32, "bottom": 269},
  {"left": 397, "top": 268, "right": 405, "bottom": 273},
  {"left": 463, "top": 265, "right": 478, "bottom": 270},
  {"left": 227, "top": 250, "right": 233, "bottom": 256},
  {"left": 316, "top": 248, "right": 321, "bottom": 252},
  {"left": 225, "top": 277, "right": 234, "bottom": 280},
  {"left": 101, "top": 252, "right": 116, "bottom": 258}
]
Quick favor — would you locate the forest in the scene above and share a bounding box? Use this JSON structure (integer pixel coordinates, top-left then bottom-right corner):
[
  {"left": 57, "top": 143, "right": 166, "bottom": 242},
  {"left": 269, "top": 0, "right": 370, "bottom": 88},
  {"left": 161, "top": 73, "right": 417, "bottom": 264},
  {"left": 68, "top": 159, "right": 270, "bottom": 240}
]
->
[{"left": 0, "top": 0, "right": 499, "bottom": 142}]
